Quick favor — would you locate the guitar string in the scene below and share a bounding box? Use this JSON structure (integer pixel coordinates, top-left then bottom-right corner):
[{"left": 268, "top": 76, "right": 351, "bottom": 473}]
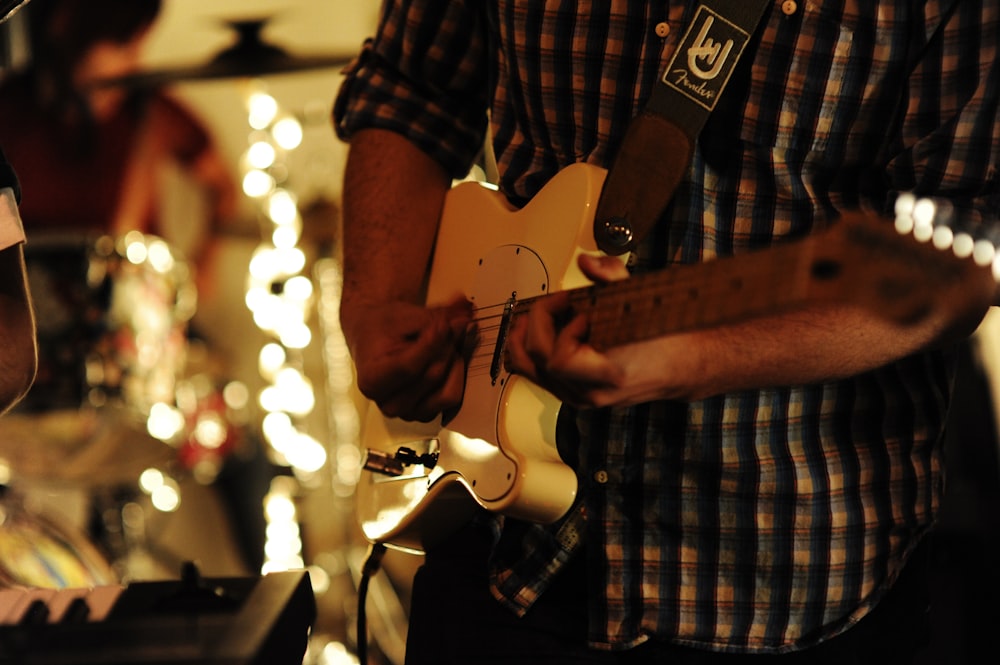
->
[
  {"left": 462, "top": 235, "right": 829, "bottom": 379},
  {"left": 461, "top": 265, "right": 729, "bottom": 379},
  {"left": 461, "top": 264, "right": 767, "bottom": 377}
]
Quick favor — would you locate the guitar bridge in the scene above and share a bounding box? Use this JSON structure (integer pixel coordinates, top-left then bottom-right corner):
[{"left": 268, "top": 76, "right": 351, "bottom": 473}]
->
[{"left": 491, "top": 293, "right": 518, "bottom": 385}]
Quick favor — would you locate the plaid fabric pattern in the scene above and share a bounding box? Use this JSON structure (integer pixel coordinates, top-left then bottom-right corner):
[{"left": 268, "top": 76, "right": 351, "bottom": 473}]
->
[{"left": 335, "top": 0, "right": 1000, "bottom": 653}]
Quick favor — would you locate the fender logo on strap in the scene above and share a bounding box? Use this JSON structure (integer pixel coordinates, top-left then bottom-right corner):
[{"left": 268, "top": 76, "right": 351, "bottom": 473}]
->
[{"left": 664, "top": 5, "right": 751, "bottom": 111}]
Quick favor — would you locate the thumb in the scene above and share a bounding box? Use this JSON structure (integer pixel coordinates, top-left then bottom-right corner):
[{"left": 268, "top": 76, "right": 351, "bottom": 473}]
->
[{"left": 578, "top": 253, "right": 629, "bottom": 284}]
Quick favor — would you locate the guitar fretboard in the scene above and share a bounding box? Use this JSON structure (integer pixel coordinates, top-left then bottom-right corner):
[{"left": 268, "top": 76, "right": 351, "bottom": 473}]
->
[{"left": 568, "top": 203, "right": 995, "bottom": 351}]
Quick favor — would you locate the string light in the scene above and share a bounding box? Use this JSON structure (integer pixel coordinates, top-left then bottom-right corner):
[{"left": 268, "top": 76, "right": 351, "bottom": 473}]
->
[
  {"left": 261, "top": 476, "right": 305, "bottom": 574},
  {"left": 237, "top": 81, "right": 337, "bottom": 581}
]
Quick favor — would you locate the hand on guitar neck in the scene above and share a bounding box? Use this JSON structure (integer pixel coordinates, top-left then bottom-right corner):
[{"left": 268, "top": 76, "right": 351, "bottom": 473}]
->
[{"left": 504, "top": 253, "right": 636, "bottom": 407}]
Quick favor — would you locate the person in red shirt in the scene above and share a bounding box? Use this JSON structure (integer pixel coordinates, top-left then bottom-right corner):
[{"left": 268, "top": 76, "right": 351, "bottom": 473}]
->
[{"left": 0, "top": 0, "right": 236, "bottom": 264}]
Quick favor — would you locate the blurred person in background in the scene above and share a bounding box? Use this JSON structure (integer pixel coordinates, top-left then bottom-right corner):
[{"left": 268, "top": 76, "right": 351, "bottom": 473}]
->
[{"left": 0, "top": 0, "right": 237, "bottom": 276}]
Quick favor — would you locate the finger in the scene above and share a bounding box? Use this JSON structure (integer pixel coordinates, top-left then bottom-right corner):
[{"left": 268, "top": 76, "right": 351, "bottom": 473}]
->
[
  {"left": 504, "top": 312, "right": 540, "bottom": 381},
  {"left": 578, "top": 253, "right": 629, "bottom": 284},
  {"left": 505, "top": 292, "right": 566, "bottom": 380},
  {"left": 551, "top": 340, "right": 622, "bottom": 387},
  {"left": 409, "top": 351, "right": 469, "bottom": 422},
  {"left": 441, "top": 293, "right": 475, "bottom": 321},
  {"left": 531, "top": 311, "right": 625, "bottom": 407},
  {"left": 522, "top": 291, "right": 571, "bottom": 367},
  {"left": 544, "top": 312, "right": 618, "bottom": 381},
  {"left": 378, "top": 348, "right": 466, "bottom": 422},
  {"left": 411, "top": 301, "right": 480, "bottom": 420},
  {"left": 379, "top": 299, "right": 478, "bottom": 420}
]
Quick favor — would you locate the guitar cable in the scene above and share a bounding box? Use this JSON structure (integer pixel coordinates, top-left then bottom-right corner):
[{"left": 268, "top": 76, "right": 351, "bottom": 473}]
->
[{"left": 357, "top": 541, "right": 388, "bottom": 664}]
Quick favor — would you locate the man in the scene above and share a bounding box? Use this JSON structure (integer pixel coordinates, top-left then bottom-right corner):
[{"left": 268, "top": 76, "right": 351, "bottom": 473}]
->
[{"left": 334, "top": 2, "right": 999, "bottom": 663}]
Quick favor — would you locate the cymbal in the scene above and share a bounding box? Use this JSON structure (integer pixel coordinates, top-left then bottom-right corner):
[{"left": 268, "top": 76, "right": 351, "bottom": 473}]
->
[
  {"left": 0, "top": 0, "right": 31, "bottom": 25},
  {"left": 97, "top": 18, "right": 355, "bottom": 88}
]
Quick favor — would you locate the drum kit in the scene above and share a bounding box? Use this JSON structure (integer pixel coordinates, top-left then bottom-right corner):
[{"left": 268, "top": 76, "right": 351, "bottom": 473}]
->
[
  {"left": 0, "top": 233, "right": 196, "bottom": 484},
  {"left": 0, "top": 11, "right": 353, "bottom": 589},
  {"left": 0, "top": 231, "right": 196, "bottom": 588}
]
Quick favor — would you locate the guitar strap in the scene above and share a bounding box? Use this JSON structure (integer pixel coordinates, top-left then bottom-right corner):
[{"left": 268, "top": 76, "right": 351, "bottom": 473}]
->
[{"left": 593, "top": 0, "right": 774, "bottom": 255}]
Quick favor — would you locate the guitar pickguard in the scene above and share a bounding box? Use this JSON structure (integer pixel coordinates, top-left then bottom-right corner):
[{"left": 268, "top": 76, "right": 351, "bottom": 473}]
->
[
  {"left": 438, "top": 243, "right": 549, "bottom": 500},
  {"left": 357, "top": 165, "right": 608, "bottom": 551}
]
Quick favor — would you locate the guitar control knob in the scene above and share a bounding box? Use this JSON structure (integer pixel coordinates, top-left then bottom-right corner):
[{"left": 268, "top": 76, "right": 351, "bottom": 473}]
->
[
  {"left": 394, "top": 446, "right": 439, "bottom": 469},
  {"left": 363, "top": 449, "right": 406, "bottom": 477},
  {"left": 597, "top": 216, "right": 634, "bottom": 252}
]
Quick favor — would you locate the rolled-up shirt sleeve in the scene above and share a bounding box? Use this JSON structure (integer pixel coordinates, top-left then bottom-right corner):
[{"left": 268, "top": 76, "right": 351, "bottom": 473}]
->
[
  {"left": 333, "top": 0, "right": 491, "bottom": 180},
  {"left": 886, "top": 2, "right": 1000, "bottom": 219}
]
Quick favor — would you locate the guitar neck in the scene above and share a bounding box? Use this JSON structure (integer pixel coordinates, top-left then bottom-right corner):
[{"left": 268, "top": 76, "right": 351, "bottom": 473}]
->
[
  {"left": 572, "top": 236, "right": 819, "bottom": 351},
  {"left": 563, "top": 212, "right": 986, "bottom": 351}
]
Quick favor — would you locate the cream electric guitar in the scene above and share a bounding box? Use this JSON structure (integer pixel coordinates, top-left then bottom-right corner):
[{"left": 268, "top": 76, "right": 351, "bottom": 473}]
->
[{"left": 356, "top": 162, "right": 998, "bottom": 553}]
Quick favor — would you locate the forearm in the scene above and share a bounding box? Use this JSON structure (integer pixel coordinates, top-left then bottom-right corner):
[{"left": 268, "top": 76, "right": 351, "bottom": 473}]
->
[
  {"left": 337, "top": 129, "right": 474, "bottom": 420},
  {"left": 636, "top": 297, "right": 991, "bottom": 404},
  {"left": 339, "top": 128, "right": 451, "bottom": 337}
]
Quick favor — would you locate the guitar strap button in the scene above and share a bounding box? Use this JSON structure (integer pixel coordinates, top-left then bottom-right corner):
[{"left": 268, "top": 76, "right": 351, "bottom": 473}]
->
[{"left": 598, "top": 217, "right": 634, "bottom": 253}]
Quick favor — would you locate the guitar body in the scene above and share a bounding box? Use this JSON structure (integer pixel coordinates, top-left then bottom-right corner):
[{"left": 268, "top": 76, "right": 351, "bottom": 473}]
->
[{"left": 356, "top": 163, "right": 610, "bottom": 553}]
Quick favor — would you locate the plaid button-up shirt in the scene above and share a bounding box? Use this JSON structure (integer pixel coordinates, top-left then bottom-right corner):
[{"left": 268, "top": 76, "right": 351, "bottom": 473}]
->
[{"left": 335, "top": 0, "right": 1000, "bottom": 653}]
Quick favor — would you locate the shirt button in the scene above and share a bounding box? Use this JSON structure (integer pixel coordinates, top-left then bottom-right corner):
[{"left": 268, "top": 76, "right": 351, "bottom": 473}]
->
[
  {"left": 594, "top": 470, "right": 609, "bottom": 484},
  {"left": 781, "top": 0, "right": 798, "bottom": 15},
  {"left": 654, "top": 22, "right": 670, "bottom": 38}
]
